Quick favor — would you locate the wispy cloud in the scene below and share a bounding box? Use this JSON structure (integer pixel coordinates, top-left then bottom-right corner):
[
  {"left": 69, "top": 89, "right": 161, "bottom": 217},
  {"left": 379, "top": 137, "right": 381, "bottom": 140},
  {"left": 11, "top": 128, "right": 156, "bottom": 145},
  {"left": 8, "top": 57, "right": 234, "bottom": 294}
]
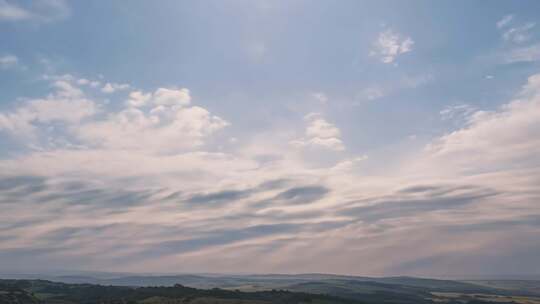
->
[
  {"left": 496, "top": 14, "right": 514, "bottom": 29},
  {"left": 101, "top": 82, "right": 130, "bottom": 94},
  {"left": 439, "top": 104, "right": 476, "bottom": 123},
  {"left": 504, "top": 43, "right": 540, "bottom": 63},
  {"left": 0, "top": 54, "right": 18, "bottom": 69},
  {"left": 496, "top": 14, "right": 536, "bottom": 44},
  {"left": 0, "top": 0, "right": 69, "bottom": 23},
  {"left": 502, "top": 22, "right": 535, "bottom": 44},
  {"left": 0, "top": 0, "right": 31, "bottom": 21},
  {"left": 370, "top": 29, "right": 414, "bottom": 64}
]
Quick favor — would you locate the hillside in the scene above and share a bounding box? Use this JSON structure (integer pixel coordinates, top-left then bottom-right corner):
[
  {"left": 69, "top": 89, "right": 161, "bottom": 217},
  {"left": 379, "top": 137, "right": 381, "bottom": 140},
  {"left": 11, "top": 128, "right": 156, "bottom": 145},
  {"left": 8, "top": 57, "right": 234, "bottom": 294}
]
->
[
  {"left": 0, "top": 279, "right": 360, "bottom": 304},
  {"left": 2, "top": 277, "right": 540, "bottom": 304}
]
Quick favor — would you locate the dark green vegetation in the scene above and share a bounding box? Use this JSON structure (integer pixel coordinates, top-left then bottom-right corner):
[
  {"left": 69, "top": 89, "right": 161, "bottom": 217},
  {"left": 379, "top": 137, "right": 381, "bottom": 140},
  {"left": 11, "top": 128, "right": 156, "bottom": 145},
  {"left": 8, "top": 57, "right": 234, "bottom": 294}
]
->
[
  {"left": 0, "top": 279, "right": 358, "bottom": 304},
  {"left": 1, "top": 275, "right": 539, "bottom": 304}
]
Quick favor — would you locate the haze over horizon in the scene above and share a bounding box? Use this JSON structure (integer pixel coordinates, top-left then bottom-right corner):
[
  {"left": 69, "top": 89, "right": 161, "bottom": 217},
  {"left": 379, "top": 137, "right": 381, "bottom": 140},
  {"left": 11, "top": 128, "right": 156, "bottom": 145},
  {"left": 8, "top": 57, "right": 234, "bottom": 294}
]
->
[
  {"left": 3, "top": 269, "right": 540, "bottom": 282},
  {"left": 1, "top": 0, "right": 540, "bottom": 278}
]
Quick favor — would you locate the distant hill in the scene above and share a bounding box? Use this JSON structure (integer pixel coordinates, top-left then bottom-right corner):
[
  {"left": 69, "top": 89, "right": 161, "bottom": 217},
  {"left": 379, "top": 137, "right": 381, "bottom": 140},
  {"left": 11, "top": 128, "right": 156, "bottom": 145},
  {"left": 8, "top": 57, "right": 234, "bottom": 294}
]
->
[
  {"left": 3, "top": 273, "right": 540, "bottom": 304},
  {"left": 0, "top": 272, "right": 510, "bottom": 292},
  {"left": 2, "top": 277, "right": 540, "bottom": 304}
]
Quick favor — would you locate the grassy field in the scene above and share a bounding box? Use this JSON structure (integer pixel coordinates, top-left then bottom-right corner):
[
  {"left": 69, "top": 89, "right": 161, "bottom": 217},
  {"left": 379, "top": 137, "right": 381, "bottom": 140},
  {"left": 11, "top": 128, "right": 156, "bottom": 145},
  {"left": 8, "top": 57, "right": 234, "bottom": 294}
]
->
[
  {"left": 463, "top": 280, "right": 540, "bottom": 295},
  {"left": 431, "top": 292, "right": 540, "bottom": 304}
]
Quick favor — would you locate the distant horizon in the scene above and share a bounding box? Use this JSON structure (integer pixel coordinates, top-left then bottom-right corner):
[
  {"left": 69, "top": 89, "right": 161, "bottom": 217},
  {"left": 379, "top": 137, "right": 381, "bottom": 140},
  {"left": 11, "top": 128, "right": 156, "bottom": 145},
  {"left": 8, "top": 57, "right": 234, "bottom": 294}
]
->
[{"left": 2, "top": 270, "right": 540, "bottom": 281}]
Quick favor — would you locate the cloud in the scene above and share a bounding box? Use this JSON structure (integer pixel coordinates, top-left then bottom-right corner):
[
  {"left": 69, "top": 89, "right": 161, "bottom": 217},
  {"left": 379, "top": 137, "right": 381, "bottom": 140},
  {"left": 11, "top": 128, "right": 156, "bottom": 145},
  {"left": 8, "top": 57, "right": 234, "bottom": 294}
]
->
[
  {"left": 496, "top": 15, "right": 536, "bottom": 44},
  {"left": 361, "top": 86, "right": 385, "bottom": 101},
  {"left": 497, "top": 15, "right": 540, "bottom": 63},
  {"left": 272, "top": 186, "right": 329, "bottom": 205},
  {"left": 311, "top": 92, "right": 328, "bottom": 104},
  {"left": 496, "top": 14, "right": 514, "bottom": 29},
  {"left": 329, "top": 156, "right": 367, "bottom": 174},
  {"left": 76, "top": 105, "right": 228, "bottom": 153},
  {"left": 0, "top": 0, "right": 69, "bottom": 23},
  {"left": 125, "top": 88, "right": 190, "bottom": 108},
  {"left": 339, "top": 184, "right": 497, "bottom": 223},
  {"left": 0, "top": 0, "right": 31, "bottom": 21},
  {"left": 153, "top": 88, "right": 191, "bottom": 106},
  {"left": 127, "top": 91, "right": 152, "bottom": 107},
  {"left": 370, "top": 29, "right": 414, "bottom": 64},
  {"left": 504, "top": 43, "right": 540, "bottom": 63},
  {"left": 185, "top": 189, "right": 254, "bottom": 206},
  {"left": 425, "top": 74, "right": 540, "bottom": 174},
  {"left": 439, "top": 104, "right": 476, "bottom": 122},
  {"left": 0, "top": 80, "right": 96, "bottom": 140},
  {"left": 0, "top": 77, "right": 227, "bottom": 154},
  {"left": 1, "top": 72, "right": 540, "bottom": 275},
  {"left": 141, "top": 223, "right": 302, "bottom": 258},
  {"left": 290, "top": 113, "right": 345, "bottom": 151},
  {"left": 0, "top": 54, "right": 18, "bottom": 69},
  {"left": 502, "top": 22, "right": 535, "bottom": 44},
  {"left": 356, "top": 75, "right": 433, "bottom": 103},
  {"left": 101, "top": 82, "right": 130, "bottom": 94}
]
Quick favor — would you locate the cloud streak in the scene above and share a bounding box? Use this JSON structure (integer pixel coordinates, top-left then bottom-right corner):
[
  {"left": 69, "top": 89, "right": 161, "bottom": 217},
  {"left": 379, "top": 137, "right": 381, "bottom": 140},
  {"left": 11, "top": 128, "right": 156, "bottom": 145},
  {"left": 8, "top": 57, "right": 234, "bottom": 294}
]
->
[
  {"left": 0, "top": 0, "right": 69, "bottom": 23},
  {"left": 370, "top": 29, "right": 414, "bottom": 64},
  {"left": 0, "top": 71, "right": 539, "bottom": 276}
]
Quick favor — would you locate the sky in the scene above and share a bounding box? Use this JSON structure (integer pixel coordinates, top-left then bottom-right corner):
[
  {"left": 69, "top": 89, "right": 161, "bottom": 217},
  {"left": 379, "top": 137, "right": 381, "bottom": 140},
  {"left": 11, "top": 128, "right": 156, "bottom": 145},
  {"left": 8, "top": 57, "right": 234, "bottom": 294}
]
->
[{"left": 1, "top": 0, "right": 540, "bottom": 278}]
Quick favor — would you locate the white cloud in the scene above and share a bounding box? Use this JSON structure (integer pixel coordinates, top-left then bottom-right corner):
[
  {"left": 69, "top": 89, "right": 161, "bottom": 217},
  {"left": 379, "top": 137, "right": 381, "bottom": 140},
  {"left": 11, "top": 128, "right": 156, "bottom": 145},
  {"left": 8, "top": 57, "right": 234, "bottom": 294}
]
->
[
  {"left": 329, "top": 155, "right": 368, "bottom": 174},
  {"left": 496, "top": 14, "right": 514, "bottom": 29},
  {"left": 305, "top": 115, "right": 340, "bottom": 139},
  {"left": 311, "top": 92, "right": 328, "bottom": 104},
  {"left": 77, "top": 104, "right": 229, "bottom": 153},
  {"left": 0, "top": 0, "right": 31, "bottom": 20},
  {"left": 439, "top": 104, "right": 476, "bottom": 122},
  {"left": 77, "top": 78, "right": 90, "bottom": 85},
  {"left": 0, "top": 0, "right": 69, "bottom": 22},
  {"left": 1, "top": 72, "right": 540, "bottom": 276},
  {"left": 153, "top": 88, "right": 191, "bottom": 106},
  {"left": 127, "top": 91, "right": 152, "bottom": 107},
  {"left": 88, "top": 88, "right": 227, "bottom": 152},
  {"left": 290, "top": 113, "right": 345, "bottom": 151},
  {"left": 424, "top": 74, "right": 540, "bottom": 175},
  {"left": 0, "top": 80, "right": 96, "bottom": 139},
  {"left": 0, "top": 54, "right": 18, "bottom": 69},
  {"left": 504, "top": 43, "right": 540, "bottom": 63},
  {"left": 0, "top": 77, "right": 225, "bottom": 154},
  {"left": 496, "top": 15, "right": 535, "bottom": 44},
  {"left": 53, "top": 80, "right": 84, "bottom": 98},
  {"left": 361, "top": 87, "right": 385, "bottom": 101},
  {"left": 127, "top": 88, "right": 191, "bottom": 111},
  {"left": 370, "top": 29, "right": 414, "bottom": 64},
  {"left": 101, "top": 82, "right": 130, "bottom": 94},
  {"left": 502, "top": 22, "right": 535, "bottom": 44},
  {"left": 521, "top": 73, "right": 540, "bottom": 95}
]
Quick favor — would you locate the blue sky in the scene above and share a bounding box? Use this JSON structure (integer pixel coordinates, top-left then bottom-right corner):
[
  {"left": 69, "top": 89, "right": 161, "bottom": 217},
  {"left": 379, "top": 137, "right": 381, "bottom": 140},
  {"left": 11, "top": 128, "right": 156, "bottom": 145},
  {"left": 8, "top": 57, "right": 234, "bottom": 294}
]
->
[{"left": 1, "top": 0, "right": 540, "bottom": 277}]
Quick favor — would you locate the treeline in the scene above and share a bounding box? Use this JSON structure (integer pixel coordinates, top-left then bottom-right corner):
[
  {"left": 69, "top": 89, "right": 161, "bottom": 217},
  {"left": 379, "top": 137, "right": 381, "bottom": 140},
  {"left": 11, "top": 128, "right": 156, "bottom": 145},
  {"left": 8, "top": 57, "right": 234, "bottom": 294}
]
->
[{"left": 0, "top": 279, "right": 361, "bottom": 304}]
